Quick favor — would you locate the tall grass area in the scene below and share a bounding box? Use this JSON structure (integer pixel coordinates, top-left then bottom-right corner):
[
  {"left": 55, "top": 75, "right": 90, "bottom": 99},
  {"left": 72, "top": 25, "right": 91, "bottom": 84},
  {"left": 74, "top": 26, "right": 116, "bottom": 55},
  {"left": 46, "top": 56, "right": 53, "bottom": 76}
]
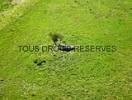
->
[
  {"left": 0, "top": 0, "right": 131, "bottom": 99},
  {"left": 0, "top": 0, "right": 13, "bottom": 12},
  {"left": 0, "top": 0, "right": 40, "bottom": 30}
]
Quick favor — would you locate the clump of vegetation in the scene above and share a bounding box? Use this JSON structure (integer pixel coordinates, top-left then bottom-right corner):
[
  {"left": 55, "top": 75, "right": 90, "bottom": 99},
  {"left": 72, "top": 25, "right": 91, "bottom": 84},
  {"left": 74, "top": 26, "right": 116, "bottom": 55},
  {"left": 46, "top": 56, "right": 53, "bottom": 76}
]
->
[
  {"left": 34, "top": 58, "right": 46, "bottom": 66},
  {"left": 0, "top": 0, "right": 13, "bottom": 12},
  {"left": 49, "top": 33, "right": 64, "bottom": 45},
  {"left": 49, "top": 33, "right": 75, "bottom": 52}
]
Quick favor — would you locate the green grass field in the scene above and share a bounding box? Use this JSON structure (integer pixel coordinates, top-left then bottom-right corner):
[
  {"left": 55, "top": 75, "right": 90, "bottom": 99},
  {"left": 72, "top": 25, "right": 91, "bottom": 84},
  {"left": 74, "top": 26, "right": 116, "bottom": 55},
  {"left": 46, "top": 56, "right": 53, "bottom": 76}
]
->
[{"left": 0, "top": 0, "right": 132, "bottom": 99}]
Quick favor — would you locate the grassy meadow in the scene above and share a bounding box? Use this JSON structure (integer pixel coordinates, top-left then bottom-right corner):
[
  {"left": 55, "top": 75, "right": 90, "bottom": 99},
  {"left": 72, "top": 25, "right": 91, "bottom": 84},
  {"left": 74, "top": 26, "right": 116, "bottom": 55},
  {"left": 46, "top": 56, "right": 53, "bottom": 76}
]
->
[{"left": 0, "top": 0, "right": 132, "bottom": 99}]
